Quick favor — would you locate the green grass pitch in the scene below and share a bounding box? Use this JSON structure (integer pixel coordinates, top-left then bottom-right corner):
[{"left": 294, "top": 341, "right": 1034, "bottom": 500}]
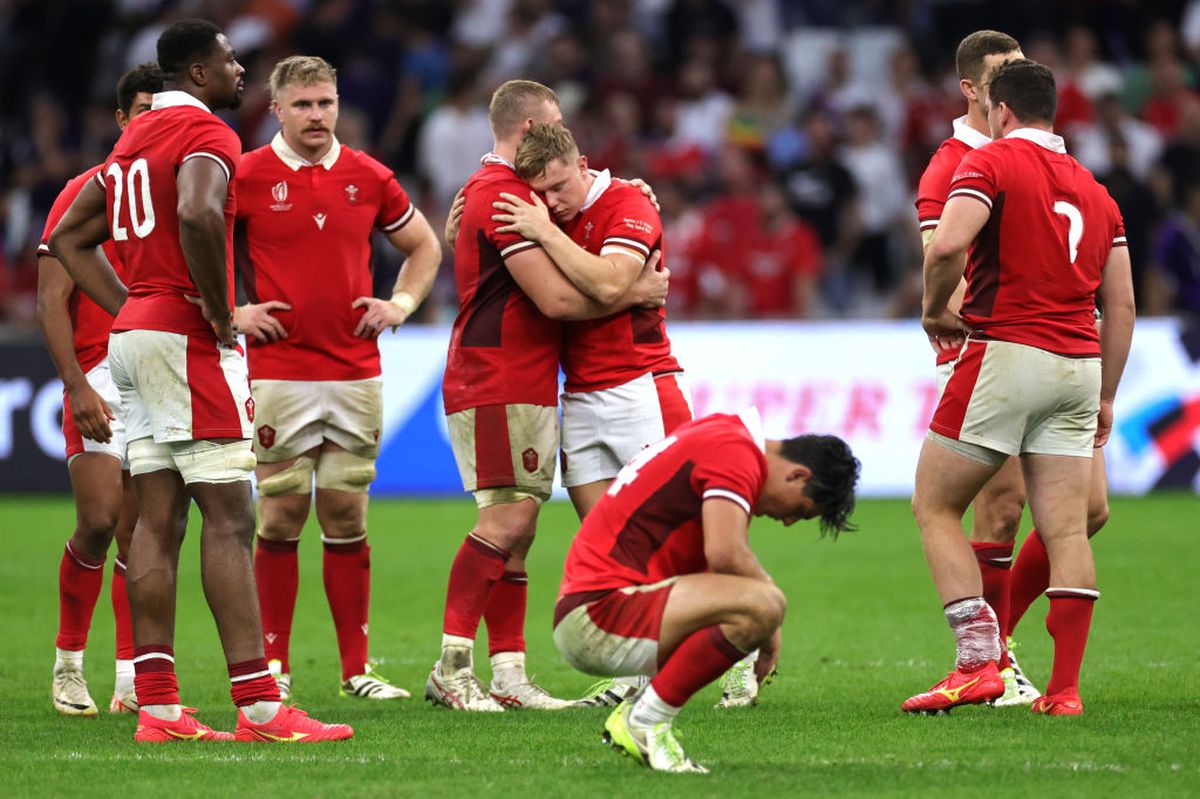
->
[{"left": 0, "top": 494, "right": 1196, "bottom": 797}]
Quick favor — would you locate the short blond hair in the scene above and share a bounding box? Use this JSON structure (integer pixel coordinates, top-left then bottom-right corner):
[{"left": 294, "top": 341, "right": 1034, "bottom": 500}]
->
[
  {"left": 489, "top": 80, "right": 560, "bottom": 139},
  {"left": 515, "top": 123, "right": 578, "bottom": 180},
  {"left": 269, "top": 55, "right": 337, "bottom": 99}
]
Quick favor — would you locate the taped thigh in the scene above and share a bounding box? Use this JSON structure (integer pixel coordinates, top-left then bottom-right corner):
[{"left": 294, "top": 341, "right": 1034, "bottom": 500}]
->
[
  {"left": 257, "top": 455, "right": 315, "bottom": 497},
  {"left": 171, "top": 439, "right": 256, "bottom": 485},
  {"left": 314, "top": 449, "right": 376, "bottom": 493}
]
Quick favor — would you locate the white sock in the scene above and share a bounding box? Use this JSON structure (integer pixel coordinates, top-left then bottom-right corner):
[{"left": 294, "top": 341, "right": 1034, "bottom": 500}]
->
[
  {"left": 490, "top": 651, "right": 526, "bottom": 688},
  {"left": 54, "top": 648, "right": 84, "bottom": 672},
  {"left": 629, "top": 685, "right": 680, "bottom": 728},
  {"left": 241, "top": 700, "right": 282, "bottom": 725},
  {"left": 440, "top": 634, "right": 474, "bottom": 673},
  {"left": 614, "top": 675, "right": 647, "bottom": 689},
  {"left": 114, "top": 659, "right": 135, "bottom": 693},
  {"left": 141, "top": 703, "right": 182, "bottom": 721}
]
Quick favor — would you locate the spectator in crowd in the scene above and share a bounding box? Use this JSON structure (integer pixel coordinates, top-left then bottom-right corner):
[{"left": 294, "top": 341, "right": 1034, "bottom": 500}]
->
[{"left": 1148, "top": 181, "right": 1200, "bottom": 315}]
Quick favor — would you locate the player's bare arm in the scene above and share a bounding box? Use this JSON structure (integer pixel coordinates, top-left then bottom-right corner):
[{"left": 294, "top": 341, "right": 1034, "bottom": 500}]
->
[
  {"left": 493, "top": 191, "right": 642, "bottom": 304},
  {"left": 177, "top": 157, "right": 236, "bottom": 346},
  {"left": 506, "top": 246, "right": 665, "bottom": 321},
  {"left": 48, "top": 180, "right": 127, "bottom": 317},
  {"left": 233, "top": 300, "right": 292, "bottom": 343},
  {"left": 35, "top": 255, "right": 114, "bottom": 443},
  {"left": 1094, "top": 245, "right": 1136, "bottom": 447},
  {"left": 701, "top": 498, "right": 782, "bottom": 678},
  {"left": 353, "top": 206, "right": 442, "bottom": 338},
  {"left": 920, "top": 231, "right": 970, "bottom": 354},
  {"left": 921, "top": 194, "right": 988, "bottom": 350}
]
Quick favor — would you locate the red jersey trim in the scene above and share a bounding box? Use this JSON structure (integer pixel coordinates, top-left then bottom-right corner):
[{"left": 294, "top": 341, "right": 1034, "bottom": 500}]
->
[
  {"left": 602, "top": 236, "right": 651, "bottom": 257},
  {"left": 1113, "top": 236, "right": 1128, "bottom": 247},
  {"left": 919, "top": 219, "right": 940, "bottom": 230},
  {"left": 381, "top": 204, "right": 415, "bottom": 232},
  {"left": 702, "top": 488, "right": 751, "bottom": 515},
  {"left": 92, "top": 171, "right": 104, "bottom": 188},
  {"left": 181, "top": 151, "right": 231, "bottom": 182}
]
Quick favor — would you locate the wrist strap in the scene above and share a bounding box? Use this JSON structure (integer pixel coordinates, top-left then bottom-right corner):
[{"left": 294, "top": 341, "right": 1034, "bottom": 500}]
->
[{"left": 390, "top": 291, "right": 418, "bottom": 316}]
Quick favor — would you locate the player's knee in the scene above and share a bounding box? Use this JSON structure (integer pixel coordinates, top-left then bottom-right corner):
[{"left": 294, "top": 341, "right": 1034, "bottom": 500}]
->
[
  {"left": 315, "top": 498, "right": 366, "bottom": 540},
  {"left": 741, "top": 584, "right": 786, "bottom": 639},
  {"left": 257, "top": 456, "right": 315, "bottom": 498},
  {"left": 1087, "top": 498, "right": 1109, "bottom": 537},
  {"left": 314, "top": 450, "right": 376, "bottom": 493},
  {"left": 75, "top": 503, "right": 121, "bottom": 540}
]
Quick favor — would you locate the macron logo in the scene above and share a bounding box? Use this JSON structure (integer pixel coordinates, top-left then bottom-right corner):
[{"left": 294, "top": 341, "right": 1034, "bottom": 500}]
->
[{"left": 314, "top": 213, "right": 327, "bottom": 230}]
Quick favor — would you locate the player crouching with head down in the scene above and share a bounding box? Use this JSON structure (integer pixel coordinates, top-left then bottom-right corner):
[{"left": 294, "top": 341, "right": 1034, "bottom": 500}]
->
[{"left": 553, "top": 409, "right": 859, "bottom": 773}]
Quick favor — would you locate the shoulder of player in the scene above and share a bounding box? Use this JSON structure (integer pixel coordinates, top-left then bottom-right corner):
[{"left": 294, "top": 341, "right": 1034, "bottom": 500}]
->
[
  {"left": 237, "top": 143, "right": 276, "bottom": 172},
  {"left": 59, "top": 164, "right": 105, "bottom": 199},
  {"left": 335, "top": 144, "right": 395, "bottom": 180},
  {"left": 593, "top": 180, "right": 661, "bottom": 230}
]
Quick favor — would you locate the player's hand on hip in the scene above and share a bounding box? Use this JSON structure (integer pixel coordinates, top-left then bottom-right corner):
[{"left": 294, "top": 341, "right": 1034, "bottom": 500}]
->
[
  {"left": 67, "top": 381, "right": 114, "bottom": 443},
  {"left": 186, "top": 295, "right": 239, "bottom": 348},
  {"left": 444, "top": 187, "right": 465, "bottom": 249},
  {"left": 632, "top": 252, "right": 669, "bottom": 308},
  {"left": 234, "top": 301, "right": 291, "bottom": 343},
  {"left": 352, "top": 296, "right": 405, "bottom": 339},
  {"left": 921, "top": 308, "right": 971, "bottom": 353},
  {"left": 627, "top": 177, "right": 660, "bottom": 211},
  {"left": 1094, "top": 399, "right": 1114, "bottom": 447},
  {"left": 493, "top": 191, "right": 553, "bottom": 242}
]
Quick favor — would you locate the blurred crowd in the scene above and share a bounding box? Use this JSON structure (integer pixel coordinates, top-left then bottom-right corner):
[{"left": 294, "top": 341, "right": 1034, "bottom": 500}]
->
[{"left": 3, "top": 0, "right": 1200, "bottom": 331}]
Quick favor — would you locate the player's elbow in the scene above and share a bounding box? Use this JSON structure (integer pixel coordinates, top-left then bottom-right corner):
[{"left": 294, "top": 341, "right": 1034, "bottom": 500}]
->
[
  {"left": 590, "top": 280, "right": 625, "bottom": 307},
  {"left": 177, "top": 200, "right": 221, "bottom": 232},
  {"left": 926, "top": 237, "right": 964, "bottom": 266},
  {"left": 534, "top": 293, "right": 580, "bottom": 320}
]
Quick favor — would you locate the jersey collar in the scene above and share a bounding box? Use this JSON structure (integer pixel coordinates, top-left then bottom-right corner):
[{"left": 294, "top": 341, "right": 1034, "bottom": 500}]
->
[
  {"left": 151, "top": 90, "right": 212, "bottom": 113},
  {"left": 1005, "top": 127, "right": 1067, "bottom": 153},
  {"left": 271, "top": 131, "right": 342, "bottom": 171},
  {"left": 736, "top": 407, "right": 767, "bottom": 454},
  {"left": 481, "top": 152, "right": 515, "bottom": 170},
  {"left": 951, "top": 115, "right": 991, "bottom": 149},
  {"left": 580, "top": 169, "right": 612, "bottom": 213}
]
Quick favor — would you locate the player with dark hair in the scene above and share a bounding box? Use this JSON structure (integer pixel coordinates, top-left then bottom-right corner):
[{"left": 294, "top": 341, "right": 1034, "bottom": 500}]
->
[
  {"left": 38, "top": 62, "right": 162, "bottom": 718},
  {"left": 50, "top": 18, "right": 350, "bottom": 743},
  {"left": 235, "top": 54, "right": 441, "bottom": 702},
  {"left": 906, "top": 59, "right": 1135, "bottom": 716},
  {"left": 917, "top": 33, "right": 1114, "bottom": 707},
  {"left": 554, "top": 409, "right": 859, "bottom": 772}
]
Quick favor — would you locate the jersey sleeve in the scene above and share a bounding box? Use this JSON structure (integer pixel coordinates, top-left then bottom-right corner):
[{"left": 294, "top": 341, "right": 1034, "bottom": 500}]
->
[
  {"left": 483, "top": 175, "right": 540, "bottom": 259},
  {"left": 915, "top": 145, "right": 958, "bottom": 239},
  {"left": 946, "top": 147, "right": 999, "bottom": 213},
  {"left": 599, "top": 188, "right": 661, "bottom": 266},
  {"left": 1108, "top": 194, "right": 1127, "bottom": 249},
  {"left": 377, "top": 174, "right": 415, "bottom": 233},
  {"left": 690, "top": 439, "right": 766, "bottom": 516},
  {"left": 39, "top": 168, "right": 100, "bottom": 257},
  {"left": 180, "top": 117, "right": 241, "bottom": 182}
]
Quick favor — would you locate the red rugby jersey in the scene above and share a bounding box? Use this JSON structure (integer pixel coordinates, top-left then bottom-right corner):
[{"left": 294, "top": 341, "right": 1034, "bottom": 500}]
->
[
  {"left": 915, "top": 117, "right": 990, "bottom": 365},
  {"left": 235, "top": 134, "right": 414, "bottom": 381},
  {"left": 443, "top": 155, "right": 561, "bottom": 413},
  {"left": 558, "top": 408, "right": 767, "bottom": 596},
  {"left": 948, "top": 128, "right": 1126, "bottom": 357},
  {"left": 561, "top": 171, "right": 680, "bottom": 392},
  {"left": 39, "top": 165, "right": 124, "bottom": 372},
  {"left": 100, "top": 91, "right": 241, "bottom": 339}
]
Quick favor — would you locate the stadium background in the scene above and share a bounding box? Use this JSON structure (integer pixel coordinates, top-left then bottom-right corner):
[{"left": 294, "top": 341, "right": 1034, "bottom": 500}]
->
[{"left": 0, "top": 0, "right": 1197, "bottom": 496}]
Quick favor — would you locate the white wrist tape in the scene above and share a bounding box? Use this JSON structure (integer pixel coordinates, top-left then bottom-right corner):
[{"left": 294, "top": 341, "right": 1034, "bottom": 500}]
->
[{"left": 390, "top": 291, "right": 418, "bottom": 317}]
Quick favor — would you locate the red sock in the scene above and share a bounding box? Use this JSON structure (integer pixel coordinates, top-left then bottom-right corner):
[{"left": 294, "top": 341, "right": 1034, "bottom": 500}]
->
[
  {"left": 254, "top": 537, "right": 299, "bottom": 673},
  {"left": 484, "top": 571, "right": 528, "bottom": 657},
  {"left": 56, "top": 542, "right": 105, "bottom": 651},
  {"left": 1006, "top": 529, "right": 1050, "bottom": 638},
  {"left": 971, "top": 542, "right": 1013, "bottom": 668},
  {"left": 111, "top": 559, "right": 134, "bottom": 660},
  {"left": 1044, "top": 590, "right": 1099, "bottom": 696},
  {"left": 229, "top": 657, "right": 282, "bottom": 706},
  {"left": 323, "top": 537, "right": 370, "bottom": 681},
  {"left": 443, "top": 534, "right": 509, "bottom": 640},
  {"left": 650, "top": 626, "right": 746, "bottom": 708},
  {"left": 133, "top": 645, "right": 179, "bottom": 706}
]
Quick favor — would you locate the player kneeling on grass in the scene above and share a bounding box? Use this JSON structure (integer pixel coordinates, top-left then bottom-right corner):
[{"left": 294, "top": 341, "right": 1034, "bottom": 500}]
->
[{"left": 553, "top": 409, "right": 859, "bottom": 773}]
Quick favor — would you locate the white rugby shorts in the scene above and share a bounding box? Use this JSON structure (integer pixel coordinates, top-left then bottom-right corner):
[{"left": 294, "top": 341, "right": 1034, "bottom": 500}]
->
[{"left": 250, "top": 377, "right": 382, "bottom": 462}]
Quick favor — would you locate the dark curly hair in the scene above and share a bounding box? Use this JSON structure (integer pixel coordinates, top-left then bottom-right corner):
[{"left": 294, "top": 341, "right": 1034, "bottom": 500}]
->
[
  {"left": 116, "top": 63, "right": 163, "bottom": 116},
  {"left": 779, "top": 434, "right": 861, "bottom": 537},
  {"left": 157, "top": 18, "right": 222, "bottom": 81}
]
